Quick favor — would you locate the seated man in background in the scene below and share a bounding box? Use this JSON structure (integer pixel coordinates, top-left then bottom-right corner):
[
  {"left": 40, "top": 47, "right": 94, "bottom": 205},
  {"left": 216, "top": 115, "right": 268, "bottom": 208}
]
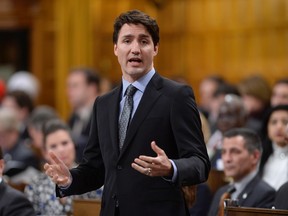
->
[
  {"left": 66, "top": 67, "right": 101, "bottom": 163},
  {"left": 208, "top": 128, "right": 275, "bottom": 216},
  {"left": 0, "top": 147, "right": 36, "bottom": 216}
]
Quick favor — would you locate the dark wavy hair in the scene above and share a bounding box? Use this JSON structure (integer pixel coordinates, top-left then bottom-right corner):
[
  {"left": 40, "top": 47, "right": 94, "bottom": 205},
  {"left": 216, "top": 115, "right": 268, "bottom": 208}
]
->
[{"left": 113, "top": 10, "right": 159, "bottom": 46}]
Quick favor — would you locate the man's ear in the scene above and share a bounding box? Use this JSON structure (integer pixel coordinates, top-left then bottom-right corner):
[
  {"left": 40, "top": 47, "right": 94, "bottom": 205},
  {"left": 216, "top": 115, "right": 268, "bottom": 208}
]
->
[
  {"left": 252, "top": 150, "right": 261, "bottom": 165},
  {"left": 153, "top": 44, "right": 159, "bottom": 56},
  {"left": 114, "top": 44, "right": 118, "bottom": 56}
]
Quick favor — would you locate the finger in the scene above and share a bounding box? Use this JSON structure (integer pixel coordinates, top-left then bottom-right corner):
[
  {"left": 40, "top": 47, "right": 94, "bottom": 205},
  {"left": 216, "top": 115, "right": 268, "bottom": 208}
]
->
[
  {"left": 134, "top": 158, "right": 151, "bottom": 168},
  {"left": 131, "top": 162, "right": 146, "bottom": 173},
  {"left": 49, "top": 151, "right": 65, "bottom": 167},
  {"left": 43, "top": 163, "right": 51, "bottom": 171},
  {"left": 151, "top": 141, "right": 165, "bottom": 156},
  {"left": 131, "top": 163, "right": 153, "bottom": 176}
]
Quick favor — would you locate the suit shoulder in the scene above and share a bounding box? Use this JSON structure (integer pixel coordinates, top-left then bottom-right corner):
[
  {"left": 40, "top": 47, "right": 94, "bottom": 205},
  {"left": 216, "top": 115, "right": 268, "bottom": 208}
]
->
[
  {"left": 255, "top": 179, "right": 276, "bottom": 194},
  {"left": 159, "top": 77, "right": 195, "bottom": 98}
]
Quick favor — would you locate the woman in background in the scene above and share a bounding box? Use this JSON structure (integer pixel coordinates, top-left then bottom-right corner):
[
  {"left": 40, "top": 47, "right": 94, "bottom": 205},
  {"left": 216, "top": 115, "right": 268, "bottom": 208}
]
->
[
  {"left": 259, "top": 105, "right": 288, "bottom": 190},
  {"left": 25, "top": 119, "right": 102, "bottom": 215}
]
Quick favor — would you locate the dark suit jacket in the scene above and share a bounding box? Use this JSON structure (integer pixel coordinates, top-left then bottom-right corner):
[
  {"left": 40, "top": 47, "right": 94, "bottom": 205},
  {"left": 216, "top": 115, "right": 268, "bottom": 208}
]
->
[
  {"left": 0, "top": 180, "right": 35, "bottom": 216},
  {"left": 208, "top": 175, "right": 276, "bottom": 216},
  {"left": 58, "top": 73, "right": 210, "bottom": 216},
  {"left": 68, "top": 112, "right": 92, "bottom": 163},
  {"left": 274, "top": 181, "right": 288, "bottom": 210}
]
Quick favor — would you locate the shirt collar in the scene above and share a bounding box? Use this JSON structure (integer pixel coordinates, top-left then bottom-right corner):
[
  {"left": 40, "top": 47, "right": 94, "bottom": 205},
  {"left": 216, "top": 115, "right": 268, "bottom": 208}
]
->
[
  {"left": 233, "top": 169, "right": 257, "bottom": 193},
  {"left": 121, "top": 68, "right": 155, "bottom": 97}
]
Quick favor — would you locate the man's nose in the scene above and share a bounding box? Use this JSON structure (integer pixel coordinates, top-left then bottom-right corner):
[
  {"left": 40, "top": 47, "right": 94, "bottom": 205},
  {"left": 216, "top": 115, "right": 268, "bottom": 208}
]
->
[{"left": 131, "top": 41, "right": 140, "bottom": 54}]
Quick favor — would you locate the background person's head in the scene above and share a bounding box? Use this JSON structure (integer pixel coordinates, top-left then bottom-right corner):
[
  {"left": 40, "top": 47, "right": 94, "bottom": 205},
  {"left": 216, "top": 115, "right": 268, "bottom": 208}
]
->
[
  {"left": 221, "top": 128, "right": 262, "bottom": 182},
  {"left": 28, "top": 106, "right": 59, "bottom": 150},
  {"left": 270, "top": 78, "right": 288, "bottom": 107},
  {"left": 42, "top": 119, "right": 76, "bottom": 168},
  {"left": 1, "top": 90, "right": 34, "bottom": 123},
  {"left": 0, "top": 108, "right": 20, "bottom": 151},
  {"left": 66, "top": 68, "right": 101, "bottom": 111},
  {"left": 263, "top": 105, "right": 288, "bottom": 148},
  {"left": 216, "top": 94, "right": 247, "bottom": 133}
]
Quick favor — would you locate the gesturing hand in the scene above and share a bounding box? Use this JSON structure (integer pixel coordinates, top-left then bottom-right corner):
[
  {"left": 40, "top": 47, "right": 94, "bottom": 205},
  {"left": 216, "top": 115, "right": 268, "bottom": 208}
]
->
[
  {"left": 44, "top": 151, "right": 72, "bottom": 187},
  {"left": 131, "top": 141, "right": 173, "bottom": 177}
]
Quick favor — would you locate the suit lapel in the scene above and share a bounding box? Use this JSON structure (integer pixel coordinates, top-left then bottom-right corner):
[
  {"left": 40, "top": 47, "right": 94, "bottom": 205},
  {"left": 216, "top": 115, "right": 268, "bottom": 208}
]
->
[
  {"left": 118, "top": 73, "right": 163, "bottom": 160},
  {"left": 237, "top": 175, "right": 260, "bottom": 205},
  {"left": 109, "top": 86, "right": 122, "bottom": 155}
]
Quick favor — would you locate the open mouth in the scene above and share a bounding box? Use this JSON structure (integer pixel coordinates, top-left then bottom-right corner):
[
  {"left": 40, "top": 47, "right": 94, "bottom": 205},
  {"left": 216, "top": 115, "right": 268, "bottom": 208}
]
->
[{"left": 128, "top": 58, "right": 142, "bottom": 63}]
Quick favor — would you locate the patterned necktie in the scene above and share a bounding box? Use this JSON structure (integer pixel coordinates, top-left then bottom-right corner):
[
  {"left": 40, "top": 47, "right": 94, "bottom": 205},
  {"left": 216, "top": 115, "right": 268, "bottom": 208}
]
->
[
  {"left": 217, "top": 186, "right": 236, "bottom": 216},
  {"left": 119, "top": 84, "right": 137, "bottom": 150}
]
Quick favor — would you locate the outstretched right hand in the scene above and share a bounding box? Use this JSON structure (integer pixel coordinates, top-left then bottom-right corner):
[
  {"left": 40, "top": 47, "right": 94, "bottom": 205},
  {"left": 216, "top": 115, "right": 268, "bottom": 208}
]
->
[{"left": 44, "top": 151, "right": 72, "bottom": 187}]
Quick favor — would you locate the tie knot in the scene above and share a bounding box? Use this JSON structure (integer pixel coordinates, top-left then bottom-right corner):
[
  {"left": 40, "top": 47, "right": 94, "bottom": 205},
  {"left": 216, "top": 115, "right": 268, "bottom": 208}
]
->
[{"left": 125, "top": 84, "right": 137, "bottom": 97}]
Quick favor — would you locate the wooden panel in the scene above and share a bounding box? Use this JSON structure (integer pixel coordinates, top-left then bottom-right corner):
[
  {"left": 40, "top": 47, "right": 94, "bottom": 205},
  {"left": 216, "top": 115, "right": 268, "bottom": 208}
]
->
[
  {"left": 2, "top": 0, "right": 288, "bottom": 117},
  {"left": 73, "top": 199, "right": 101, "bottom": 216}
]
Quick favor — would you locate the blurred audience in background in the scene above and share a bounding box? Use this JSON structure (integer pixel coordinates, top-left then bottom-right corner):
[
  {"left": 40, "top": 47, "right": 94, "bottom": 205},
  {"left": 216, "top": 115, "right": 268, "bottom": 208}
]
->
[
  {"left": 1, "top": 90, "right": 34, "bottom": 141},
  {"left": 66, "top": 67, "right": 101, "bottom": 163},
  {"left": 238, "top": 75, "right": 271, "bottom": 134},
  {"left": 270, "top": 78, "right": 288, "bottom": 107},
  {"left": 0, "top": 79, "right": 6, "bottom": 103},
  {"left": 27, "top": 105, "right": 59, "bottom": 168},
  {"left": 259, "top": 105, "right": 288, "bottom": 190},
  {"left": 209, "top": 83, "right": 240, "bottom": 133},
  {"left": 0, "top": 107, "right": 40, "bottom": 184},
  {"left": 25, "top": 119, "right": 102, "bottom": 215},
  {"left": 0, "top": 146, "right": 36, "bottom": 216},
  {"left": 207, "top": 94, "right": 247, "bottom": 170},
  {"left": 6, "top": 71, "right": 40, "bottom": 102},
  {"left": 273, "top": 122, "right": 288, "bottom": 210},
  {"left": 198, "top": 75, "right": 225, "bottom": 129}
]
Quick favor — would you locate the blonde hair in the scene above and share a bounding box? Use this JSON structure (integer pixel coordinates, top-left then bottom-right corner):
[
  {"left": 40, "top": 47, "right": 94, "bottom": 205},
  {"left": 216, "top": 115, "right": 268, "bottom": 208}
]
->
[{"left": 0, "top": 108, "right": 20, "bottom": 131}]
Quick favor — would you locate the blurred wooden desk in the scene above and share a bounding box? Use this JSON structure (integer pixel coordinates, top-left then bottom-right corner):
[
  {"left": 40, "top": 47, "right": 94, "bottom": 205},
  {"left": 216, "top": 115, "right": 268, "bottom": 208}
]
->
[
  {"left": 207, "top": 169, "right": 229, "bottom": 195},
  {"left": 73, "top": 199, "right": 101, "bottom": 216},
  {"left": 225, "top": 206, "right": 288, "bottom": 216}
]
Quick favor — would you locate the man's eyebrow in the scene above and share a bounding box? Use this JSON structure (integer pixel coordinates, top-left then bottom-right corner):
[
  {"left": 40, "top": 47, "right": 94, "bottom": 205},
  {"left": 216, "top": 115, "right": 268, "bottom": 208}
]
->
[{"left": 121, "top": 34, "right": 150, "bottom": 38}]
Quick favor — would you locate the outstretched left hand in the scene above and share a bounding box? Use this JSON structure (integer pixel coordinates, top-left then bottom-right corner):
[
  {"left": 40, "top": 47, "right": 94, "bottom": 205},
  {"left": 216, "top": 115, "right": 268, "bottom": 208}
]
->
[{"left": 131, "top": 141, "right": 173, "bottom": 177}]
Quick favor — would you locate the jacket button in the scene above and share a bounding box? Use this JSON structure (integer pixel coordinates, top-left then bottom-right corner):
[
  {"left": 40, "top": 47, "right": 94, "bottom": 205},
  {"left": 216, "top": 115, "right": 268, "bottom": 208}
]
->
[
  {"left": 117, "top": 165, "right": 123, "bottom": 170},
  {"left": 112, "top": 194, "right": 116, "bottom": 199}
]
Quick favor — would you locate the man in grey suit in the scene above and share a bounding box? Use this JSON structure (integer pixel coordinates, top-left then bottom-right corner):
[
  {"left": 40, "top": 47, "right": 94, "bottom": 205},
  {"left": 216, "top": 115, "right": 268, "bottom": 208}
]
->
[
  {"left": 44, "top": 9, "right": 210, "bottom": 216},
  {"left": 0, "top": 147, "right": 35, "bottom": 216},
  {"left": 208, "top": 128, "right": 275, "bottom": 216}
]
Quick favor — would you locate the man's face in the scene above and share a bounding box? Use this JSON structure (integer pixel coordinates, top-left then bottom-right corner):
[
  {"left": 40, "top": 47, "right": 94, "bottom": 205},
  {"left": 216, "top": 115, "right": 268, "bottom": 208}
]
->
[
  {"left": 114, "top": 23, "right": 158, "bottom": 83},
  {"left": 222, "top": 136, "right": 259, "bottom": 182},
  {"left": 271, "top": 83, "right": 288, "bottom": 107},
  {"left": 268, "top": 110, "right": 288, "bottom": 147},
  {"left": 66, "top": 72, "right": 88, "bottom": 109},
  {"left": 217, "top": 103, "right": 244, "bottom": 133}
]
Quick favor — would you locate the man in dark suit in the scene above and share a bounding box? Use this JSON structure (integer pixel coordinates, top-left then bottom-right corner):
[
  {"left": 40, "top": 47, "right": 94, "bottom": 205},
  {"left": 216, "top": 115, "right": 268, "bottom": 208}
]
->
[
  {"left": 208, "top": 128, "right": 275, "bottom": 216},
  {"left": 0, "top": 147, "right": 35, "bottom": 216},
  {"left": 44, "top": 10, "right": 210, "bottom": 216},
  {"left": 66, "top": 68, "right": 101, "bottom": 162}
]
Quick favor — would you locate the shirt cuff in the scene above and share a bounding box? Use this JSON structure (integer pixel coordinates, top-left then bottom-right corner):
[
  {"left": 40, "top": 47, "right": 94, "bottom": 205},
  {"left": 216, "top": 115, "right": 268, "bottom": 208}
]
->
[
  {"left": 59, "top": 175, "right": 73, "bottom": 190},
  {"left": 162, "top": 159, "right": 178, "bottom": 183}
]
